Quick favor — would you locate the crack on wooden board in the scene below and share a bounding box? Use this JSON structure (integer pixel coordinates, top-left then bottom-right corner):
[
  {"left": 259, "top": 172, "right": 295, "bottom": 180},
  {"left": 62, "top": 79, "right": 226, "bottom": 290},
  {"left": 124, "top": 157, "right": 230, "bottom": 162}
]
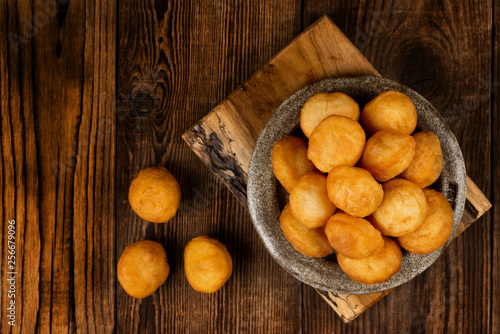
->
[
  {"left": 214, "top": 109, "right": 235, "bottom": 146},
  {"left": 184, "top": 124, "right": 248, "bottom": 206},
  {"left": 315, "top": 289, "right": 338, "bottom": 308},
  {"left": 330, "top": 293, "right": 358, "bottom": 310}
]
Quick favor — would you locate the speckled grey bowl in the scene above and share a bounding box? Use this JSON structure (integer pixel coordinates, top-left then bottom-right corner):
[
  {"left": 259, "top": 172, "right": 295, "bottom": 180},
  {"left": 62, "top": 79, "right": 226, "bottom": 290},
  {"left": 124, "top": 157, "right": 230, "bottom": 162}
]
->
[{"left": 247, "top": 75, "right": 467, "bottom": 294}]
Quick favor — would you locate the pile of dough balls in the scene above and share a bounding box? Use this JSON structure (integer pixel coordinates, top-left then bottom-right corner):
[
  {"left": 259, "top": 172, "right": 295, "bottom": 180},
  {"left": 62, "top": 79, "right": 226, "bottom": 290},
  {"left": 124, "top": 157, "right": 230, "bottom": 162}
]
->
[
  {"left": 117, "top": 166, "right": 232, "bottom": 299},
  {"left": 272, "top": 90, "right": 453, "bottom": 285}
]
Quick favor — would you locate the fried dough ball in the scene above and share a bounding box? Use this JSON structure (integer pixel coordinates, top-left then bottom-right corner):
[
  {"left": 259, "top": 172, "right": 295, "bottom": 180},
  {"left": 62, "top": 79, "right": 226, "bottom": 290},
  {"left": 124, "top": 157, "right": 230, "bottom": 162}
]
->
[
  {"left": 360, "top": 130, "right": 416, "bottom": 182},
  {"left": 324, "top": 213, "right": 384, "bottom": 259},
  {"left": 289, "top": 171, "right": 337, "bottom": 228},
  {"left": 272, "top": 135, "right": 317, "bottom": 192},
  {"left": 337, "top": 236, "right": 402, "bottom": 285},
  {"left": 360, "top": 90, "right": 417, "bottom": 135},
  {"left": 280, "top": 204, "right": 334, "bottom": 258},
  {"left": 117, "top": 240, "right": 170, "bottom": 299},
  {"left": 300, "top": 92, "right": 360, "bottom": 138},
  {"left": 128, "top": 166, "right": 181, "bottom": 223},
  {"left": 369, "top": 179, "right": 427, "bottom": 237},
  {"left": 307, "top": 115, "right": 366, "bottom": 173},
  {"left": 397, "top": 188, "right": 454, "bottom": 254},
  {"left": 401, "top": 131, "right": 444, "bottom": 188},
  {"left": 326, "top": 166, "right": 384, "bottom": 217},
  {"left": 184, "top": 236, "right": 233, "bottom": 293}
]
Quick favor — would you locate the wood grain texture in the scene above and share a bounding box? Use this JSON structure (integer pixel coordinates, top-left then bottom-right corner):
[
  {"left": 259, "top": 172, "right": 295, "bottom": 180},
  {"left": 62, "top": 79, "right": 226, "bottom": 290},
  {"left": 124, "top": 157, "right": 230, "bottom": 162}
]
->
[
  {"left": 301, "top": 1, "right": 493, "bottom": 332},
  {"left": 0, "top": 0, "right": 496, "bottom": 333},
  {"left": 73, "top": 2, "right": 117, "bottom": 333},
  {"left": 117, "top": 0, "right": 304, "bottom": 332},
  {"left": 0, "top": 0, "right": 116, "bottom": 333},
  {"left": 182, "top": 16, "right": 379, "bottom": 206},
  {"left": 1, "top": 2, "right": 40, "bottom": 333},
  {"left": 457, "top": 177, "right": 493, "bottom": 232},
  {"left": 315, "top": 289, "right": 390, "bottom": 323},
  {"left": 492, "top": 1, "right": 499, "bottom": 332},
  {"left": 182, "top": 12, "right": 493, "bottom": 326}
]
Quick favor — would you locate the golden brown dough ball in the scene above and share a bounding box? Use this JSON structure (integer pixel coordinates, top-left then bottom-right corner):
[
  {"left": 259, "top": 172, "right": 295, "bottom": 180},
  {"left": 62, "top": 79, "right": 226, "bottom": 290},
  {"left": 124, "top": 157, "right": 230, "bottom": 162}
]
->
[
  {"left": 326, "top": 166, "right": 384, "bottom": 217},
  {"left": 337, "top": 236, "right": 402, "bottom": 285},
  {"left": 289, "top": 171, "right": 337, "bottom": 228},
  {"left": 128, "top": 166, "right": 181, "bottom": 223},
  {"left": 117, "top": 240, "right": 170, "bottom": 299},
  {"left": 300, "top": 92, "right": 360, "bottom": 138},
  {"left": 401, "top": 131, "right": 444, "bottom": 188},
  {"left": 360, "top": 90, "right": 417, "bottom": 135},
  {"left": 307, "top": 115, "right": 366, "bottom": 173},
  {"left": 324, "top": 213, "right": 384, "bottom": 259},
  {"left": 369, "top": 179, "right": 427, "bottom": 237},
  {"left": 272, "top": 135, "right": 317, "bottom": 192},
  {"left": 397, "top": 188, "right": 454, "bottom": 254},
  {"left": 280, "top": 204, "right": 334, "bottom": 258},
  {"left": 184, "top": 236, "right": 233, "bottom": 293},
  {"left": 360, "top": 130, "right": 416, "bottom": 182}
]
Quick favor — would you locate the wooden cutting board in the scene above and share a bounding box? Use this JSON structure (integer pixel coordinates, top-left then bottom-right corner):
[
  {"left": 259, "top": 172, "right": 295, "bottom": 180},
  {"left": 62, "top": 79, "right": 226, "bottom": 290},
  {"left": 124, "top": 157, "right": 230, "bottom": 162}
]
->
[{"left": 182, "top": 15, "right": 492, "bottom": 323}]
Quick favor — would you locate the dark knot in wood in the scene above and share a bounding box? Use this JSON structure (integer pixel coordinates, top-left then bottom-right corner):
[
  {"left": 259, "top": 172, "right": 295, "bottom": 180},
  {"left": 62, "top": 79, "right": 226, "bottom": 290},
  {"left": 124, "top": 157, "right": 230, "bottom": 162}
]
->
[{"left": 129, "top": 92, "right": 155, "bottom": 115}]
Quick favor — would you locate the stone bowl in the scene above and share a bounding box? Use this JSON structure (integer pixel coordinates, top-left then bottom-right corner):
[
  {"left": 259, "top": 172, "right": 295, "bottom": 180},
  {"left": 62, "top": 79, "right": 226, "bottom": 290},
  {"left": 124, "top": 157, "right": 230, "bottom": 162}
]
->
[{"left": 247, "top": 75, "right": 467, "bottom": 294}]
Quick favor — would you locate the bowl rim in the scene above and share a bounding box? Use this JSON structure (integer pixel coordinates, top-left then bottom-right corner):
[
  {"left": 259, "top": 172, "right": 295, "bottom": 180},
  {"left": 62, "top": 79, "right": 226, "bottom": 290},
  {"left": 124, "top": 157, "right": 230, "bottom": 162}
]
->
[{"left": 247, "top": 75, "right": 467, "bottom": 294}]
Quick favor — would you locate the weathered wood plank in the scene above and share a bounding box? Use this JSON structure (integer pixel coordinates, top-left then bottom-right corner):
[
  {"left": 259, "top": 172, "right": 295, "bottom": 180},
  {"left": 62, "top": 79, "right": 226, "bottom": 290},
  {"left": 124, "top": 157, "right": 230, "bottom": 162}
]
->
[
  {"left": 0, "top": 2, "right": 40, "bottom": 333},
  {"left": 117, "top": 0, "right": 303, "bottom": 332},
  {"left": 0, "top": 1, "right": 116, "bottom": 333},
  {"left": 0, "top": 1, "right": 494, "bottom": 332},
  {"left": 182, "top": 16, "right": 379, "bottom": 206},
  {"left": 182, "top": 10, "right": 493, "bottom": 327},
  {"left": 491, "top": 0, "right": 499, "bottom": 332},
  {"left": 73, "top": 1, "right": 117, "bottom": 333},
  {"left": 301, "top": 1, "right": 492, "bottom": 332}
]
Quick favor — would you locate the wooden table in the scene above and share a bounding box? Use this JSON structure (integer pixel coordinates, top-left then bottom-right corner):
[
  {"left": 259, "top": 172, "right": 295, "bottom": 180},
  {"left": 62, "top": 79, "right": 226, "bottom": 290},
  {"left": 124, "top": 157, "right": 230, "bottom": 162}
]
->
[{"left": 1, "top": 1, "right": 498, "bottom": 333}]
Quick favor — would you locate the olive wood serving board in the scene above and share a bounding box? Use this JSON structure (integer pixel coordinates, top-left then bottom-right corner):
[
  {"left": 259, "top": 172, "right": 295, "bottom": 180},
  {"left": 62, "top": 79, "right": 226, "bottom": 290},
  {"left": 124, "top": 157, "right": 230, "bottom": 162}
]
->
[{"left": 182, "top": 15, "right": 492, "bottom": 323}]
